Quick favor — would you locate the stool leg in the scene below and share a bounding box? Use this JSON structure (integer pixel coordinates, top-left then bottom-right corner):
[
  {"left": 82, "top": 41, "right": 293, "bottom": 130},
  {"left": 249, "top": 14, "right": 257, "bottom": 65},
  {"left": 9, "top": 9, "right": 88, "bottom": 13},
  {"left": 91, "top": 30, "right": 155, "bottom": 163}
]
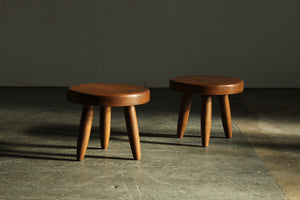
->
[
  {"left": 177, "top": 94, "right": 192, "bottom": 138},
  {"left": 100, "top": 106, "right": 111, "bottom": 149},
  {"left": 124, "top": 106, "right": 141, "bottom": 160},
  {"left": 77, "top": 105, "right": 94, "bottom": 161},
  {"left": 201, "top": 95, "right": 212, "bottom": 147},
  {"left": 219, "top": 95, "right": 232, "bottom": 138}
]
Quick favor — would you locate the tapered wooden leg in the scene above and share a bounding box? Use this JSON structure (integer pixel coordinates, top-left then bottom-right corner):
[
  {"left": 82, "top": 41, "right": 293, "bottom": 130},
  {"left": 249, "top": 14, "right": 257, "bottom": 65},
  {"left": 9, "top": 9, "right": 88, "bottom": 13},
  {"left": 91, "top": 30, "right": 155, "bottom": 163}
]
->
[
  {"left": 201, "top": 95, "right": 212, "bottom": 147},
  {"left": 219, "top": 95, "right": 232, "bottom": 138},
  {"left": 124, "top": 106, "right": 141, "bottom": 160},
  {"left": 177, "top": 94, "right": 192, "bottom": 138},
  {"left": 77, "top": 105, "right": 94, "bottom": 161},
  {"left": 100, "top": 106, "right": 111, "bottom": 149}
]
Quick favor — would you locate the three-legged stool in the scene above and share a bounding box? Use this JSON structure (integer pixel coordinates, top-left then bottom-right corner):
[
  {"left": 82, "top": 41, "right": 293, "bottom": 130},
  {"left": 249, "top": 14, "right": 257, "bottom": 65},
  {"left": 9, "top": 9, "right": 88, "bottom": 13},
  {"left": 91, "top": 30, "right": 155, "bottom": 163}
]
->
[
  {"left": 67, "top": 83, "right": 150, "bottom": 160},
  {"left": 169, "top": 75, "right": 244, "bottom": 147}
]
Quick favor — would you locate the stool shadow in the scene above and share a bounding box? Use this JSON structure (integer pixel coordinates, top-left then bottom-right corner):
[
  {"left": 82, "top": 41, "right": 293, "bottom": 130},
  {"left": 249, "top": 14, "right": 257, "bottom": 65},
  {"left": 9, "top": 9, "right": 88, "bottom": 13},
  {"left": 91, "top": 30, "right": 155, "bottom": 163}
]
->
[
  {"left": 19, "top": 123, "right": 227, "bottom": 160},
  {"left": 0, "top": 141, "right": 136, "bottom": 161},
  {"left": 25, "top": 124, "right": 96, "bottom": 138},
  {"left": 0, "top": 142, "right": 75, "bottom": 161},
  {"left": 140, "top": 140, "right": 202, "bottom": 148},
  {"left": 111, "top": 131, "right": 202, "bottom": 147},
  {"left": 111, "top": 131, "right": 177, "bottom": 138},
  {"left": 183, "top": 134, "right": 227, "bottom": 139},
  {"left": 111, "top": 130, "right": 226, "bottom": 147},
  {"left": 85, "top": 155, "right": 134, "bottom": 160}
]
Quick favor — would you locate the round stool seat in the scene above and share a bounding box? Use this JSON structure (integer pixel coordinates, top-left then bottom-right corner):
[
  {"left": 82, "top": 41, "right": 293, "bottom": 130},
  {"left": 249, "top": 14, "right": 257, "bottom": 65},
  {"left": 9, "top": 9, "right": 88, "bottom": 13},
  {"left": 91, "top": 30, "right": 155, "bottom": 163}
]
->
[
  {"left": 67, "top": 83, "right": 150, "bottom": 106},
  {"left": 170, "top": 75, "right": 244, "bottom": 95}
]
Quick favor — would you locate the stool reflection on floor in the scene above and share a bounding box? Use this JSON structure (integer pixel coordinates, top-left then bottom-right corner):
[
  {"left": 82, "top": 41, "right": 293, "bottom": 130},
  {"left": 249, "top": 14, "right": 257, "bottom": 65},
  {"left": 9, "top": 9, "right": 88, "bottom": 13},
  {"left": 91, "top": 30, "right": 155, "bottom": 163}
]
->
[
  {"left": 170, "top": 75, "right": 244, "bottom": 147},
  {"left": 67, "top": 83, "right": 150, "bottom": 160}
]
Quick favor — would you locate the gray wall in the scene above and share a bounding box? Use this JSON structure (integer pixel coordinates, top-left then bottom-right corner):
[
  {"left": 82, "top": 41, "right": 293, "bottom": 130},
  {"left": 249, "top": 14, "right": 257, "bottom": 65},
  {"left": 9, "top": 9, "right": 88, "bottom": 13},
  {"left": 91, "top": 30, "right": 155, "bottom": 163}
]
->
[{"left": 1, "top": 0, "right": 299, "bottom": 87}]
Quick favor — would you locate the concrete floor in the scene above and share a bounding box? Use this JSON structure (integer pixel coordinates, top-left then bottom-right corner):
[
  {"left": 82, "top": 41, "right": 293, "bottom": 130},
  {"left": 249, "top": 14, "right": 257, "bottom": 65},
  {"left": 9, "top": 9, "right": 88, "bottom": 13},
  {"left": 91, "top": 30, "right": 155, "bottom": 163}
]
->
[{"left": 0, "top": 88, "right": 299, "bottom": 200}]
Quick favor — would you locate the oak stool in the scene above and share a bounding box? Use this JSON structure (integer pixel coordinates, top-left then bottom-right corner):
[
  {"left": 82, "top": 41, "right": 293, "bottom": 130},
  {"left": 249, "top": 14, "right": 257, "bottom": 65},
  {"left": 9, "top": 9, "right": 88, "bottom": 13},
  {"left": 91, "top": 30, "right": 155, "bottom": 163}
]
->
[
  {"left": 67, "top": 83, "right": 150, "bottom": 160},
  {"left": 169, "top": 75, "right": 244, "bottom": 147}
]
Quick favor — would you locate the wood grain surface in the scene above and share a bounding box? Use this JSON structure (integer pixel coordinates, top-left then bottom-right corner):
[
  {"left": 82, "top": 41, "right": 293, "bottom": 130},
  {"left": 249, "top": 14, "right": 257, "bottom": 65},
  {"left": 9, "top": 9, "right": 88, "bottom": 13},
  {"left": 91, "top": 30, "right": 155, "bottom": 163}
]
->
[
  {"left": 170, "top": 75, "right": 244, "bottom": 95},
  {"left": 67, "top": 83, "right": 150, "bottom": 106}
]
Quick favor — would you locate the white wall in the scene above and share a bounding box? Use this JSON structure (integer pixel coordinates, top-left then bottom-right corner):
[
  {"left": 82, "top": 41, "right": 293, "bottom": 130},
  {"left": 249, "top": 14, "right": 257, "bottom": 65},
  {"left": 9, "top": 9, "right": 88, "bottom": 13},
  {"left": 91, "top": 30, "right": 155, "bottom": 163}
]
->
[{"left": 1, "top": 0, "right": 299, "bottom": 88}]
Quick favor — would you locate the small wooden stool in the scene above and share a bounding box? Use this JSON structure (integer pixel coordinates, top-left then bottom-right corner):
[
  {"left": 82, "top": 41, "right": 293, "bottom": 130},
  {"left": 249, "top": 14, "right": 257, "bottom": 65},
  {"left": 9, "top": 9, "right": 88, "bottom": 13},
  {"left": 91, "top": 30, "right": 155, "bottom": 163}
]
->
[
  {"left": 169, "top": 75, "right": 244, "bottom": 147},
  {"left": 67, "top": 83, "right": 150, "bottom": 160}
]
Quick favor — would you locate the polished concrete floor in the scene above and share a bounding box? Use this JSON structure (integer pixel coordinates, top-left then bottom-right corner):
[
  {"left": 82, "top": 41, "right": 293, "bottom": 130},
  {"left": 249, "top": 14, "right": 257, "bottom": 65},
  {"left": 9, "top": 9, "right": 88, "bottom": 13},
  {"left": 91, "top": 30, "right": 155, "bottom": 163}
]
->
[{"left": 0, "top": 88, "right": 299, "bottom": 199}]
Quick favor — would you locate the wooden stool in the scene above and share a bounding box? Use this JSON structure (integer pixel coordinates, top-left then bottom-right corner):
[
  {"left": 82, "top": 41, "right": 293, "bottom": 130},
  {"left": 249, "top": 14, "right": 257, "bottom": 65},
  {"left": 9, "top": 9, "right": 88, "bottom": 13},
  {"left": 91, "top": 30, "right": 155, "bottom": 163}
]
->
[
  {"left": 67, "top": 83, "right": 150, "bottom": 160},
  {"left": 169, "top": 75, "right": 244, "bottom": 147}
]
